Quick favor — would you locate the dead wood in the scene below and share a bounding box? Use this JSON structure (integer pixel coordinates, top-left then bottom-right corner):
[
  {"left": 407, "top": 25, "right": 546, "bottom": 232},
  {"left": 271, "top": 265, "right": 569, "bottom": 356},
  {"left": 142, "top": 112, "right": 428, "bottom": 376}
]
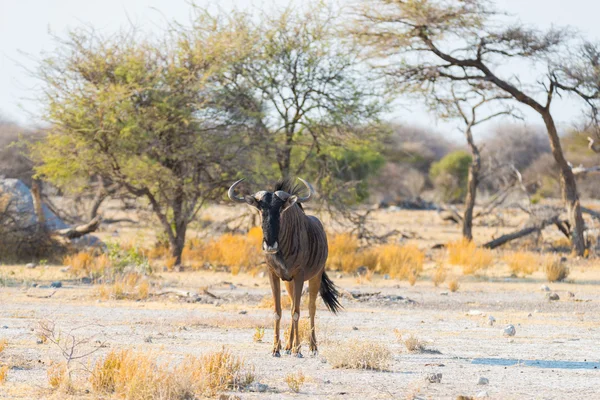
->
[
  {"left": 581, "top": 206, "right": 600, "bottom": 220},
  {"left": 483, "top": 215, "right": 562, "bottom": 249},
  {"left": 26, "top": 290, "right": 57, "bottom": 299},
  {"left": 52, "top": 215, "right": 102, "bottom": 239}
]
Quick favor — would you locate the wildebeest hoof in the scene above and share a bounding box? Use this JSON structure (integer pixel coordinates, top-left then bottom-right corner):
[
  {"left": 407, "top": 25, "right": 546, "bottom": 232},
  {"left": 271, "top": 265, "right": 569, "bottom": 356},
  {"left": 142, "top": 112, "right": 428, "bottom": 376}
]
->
[
  {"left": 284, "top": 349, "right": 292, "bottom": 355},
  {"left": 310, "top": 350, "right": 318, "bottom": 357},
  {"left": 272, "top": 351, "right": 281, "bottom": 357},
  {"left": 295, "top": 352, "right": 303, "bottom": 358}
]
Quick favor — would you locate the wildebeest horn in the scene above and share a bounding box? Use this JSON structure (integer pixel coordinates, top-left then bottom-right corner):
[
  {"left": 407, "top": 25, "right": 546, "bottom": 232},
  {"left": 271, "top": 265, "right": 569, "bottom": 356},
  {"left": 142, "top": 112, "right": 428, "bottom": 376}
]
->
[
  {"left": 228, "top": 179, "right": 247, "bottom": 203},
  {"left": 297, "top": 178, "right": 314, "bottom": 203}
]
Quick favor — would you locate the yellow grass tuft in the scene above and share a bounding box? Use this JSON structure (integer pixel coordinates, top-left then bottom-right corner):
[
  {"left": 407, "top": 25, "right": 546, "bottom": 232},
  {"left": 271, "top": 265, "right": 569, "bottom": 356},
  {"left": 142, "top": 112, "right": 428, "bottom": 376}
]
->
[
  {"left": 164, "top": 256, "right": 177, "bottom": 271},
  {"left": 0, "top": 339, "right": 7, "bottom": 353},
  {"left": 377, "top": 244, "right": 424, "bottom": 280},
  {"left": 323, "top": 340, "right": 391, "bottom": 370},
  {"left": 394, "top": 330, "right": 428, "bottom": 353},
  {"left": 432, "top": 265, "right": 447, "bottom": 287},
  {"left": 136, "top": 281, "right": 150, "bottom": 300},
  {"left": 327, "top": 233, "right": 361, "bottom": 272},
  {"left": 258, "top": 295, "right": 292, "bottom": 309},
  {"left": 448, "top": 279, "right": 460, "bottom": 292},
  {"left": 447, "top": 239, "right": 493, "bottom": 274},
  {"left": 544, "top": 257, "right": 570, "bottom": 282},
  {"left": 503, "top": 251, "right": 539, "bottom": 276},
  {"left": 0, "top": 365, "right": 8, "bottom": 384},
  {"left": 47, "top": 361, "right": 69, "bottom": 391},
  {"left": 284, "top": 370, "right": 305, "bottom": 393},
  {"left": 90, "top": 348, "right": 254, "bottom": 398},
  {"left": 253, "top": 327, "right": 265, "bottom": 343}
]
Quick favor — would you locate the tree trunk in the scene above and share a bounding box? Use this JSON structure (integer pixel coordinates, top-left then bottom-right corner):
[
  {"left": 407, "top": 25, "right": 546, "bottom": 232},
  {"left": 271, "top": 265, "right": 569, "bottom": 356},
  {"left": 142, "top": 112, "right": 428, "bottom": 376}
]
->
[
  {"left": 169, "top": 186, "right": 187, "bottom": 266},
  {"left": 541, "top": 112, "right": 586, "bottom": 256},
  {"left": 89, "top": 178, "right": 108, "bottom": 221},
  {"left": 31, "top": 179, "right": 45, "bottom": 232},
  {"left": 463, "top": 126, "right": 480, "bottom": 241}
]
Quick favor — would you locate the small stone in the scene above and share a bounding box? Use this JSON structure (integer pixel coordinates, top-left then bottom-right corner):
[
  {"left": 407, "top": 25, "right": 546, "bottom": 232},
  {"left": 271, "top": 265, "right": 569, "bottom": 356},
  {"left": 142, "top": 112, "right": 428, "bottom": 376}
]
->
[
  {"left": 229, "top": 284, "right": 237, "bottom": 290},
  {"left": 547, "top": 292, "right": 560, "bottom": 301},
  {"left": 487, "top": 316, "right": 496, "bottom": 326},
  {"left": 36, "top": 339, "right": 44, "bottom": 344},
  {"left": 440, "top": 291, "right": 449, "bottom": 296},
  {"left": 540, "top": 284, "right": 550, "bottom": 292},
  {"left": 50, "top": 281, "right": 62, "bottom": 288},
  {"left": 476, "top": 391, "right": 489, "bottom": 398},
  {"left": 26, "top": 263, "right": 37, "bottom": 269},
  {"left": 81, "top": 277, "right": 92, "bottom": 284},
  {"left": 60, "top": 266, "right": 71, "bottom": 273},
  {"left": 477, "top": 377, "right": 489, "bottom": 385},
  {"left": 503, "top": 324, "right": 516, "bottom": 337},
  {"left": 336, "top": 273, "right": 343, "bottom": 279},
  {"left": 213, "top": 300, "right": 220, "bottom": 306},
  {"left": 567, "top": 291, "right": 575, "bottom": 298},
  {"left": 426, "top": 373, "right": 442, "bottom": 383},
  {"left": 2, "top": 325, "right": 8, "bottom": 329},
  {"left": 467, "top": 310, "right": 483, "bottom": 316},
  {"left": 352, "top": 326, "right": 358, "bottom": 331},
  {"left": 144, "top": 336, "right": 153, "bottom": 343},
  {"left": 527, "top": 313, "right": 532, "bottom": 318},
  {"left": 239, "top": 310, "right": 247, "bottom": 315},
  {"left": 248, "top": 382, "right": 268, "bottom": 392},
  {"left": 356, "top": 266, "right": 368, "bottom": 276},
  {"left": 31, "top": 283, "right": 38, "bottom": 288}
]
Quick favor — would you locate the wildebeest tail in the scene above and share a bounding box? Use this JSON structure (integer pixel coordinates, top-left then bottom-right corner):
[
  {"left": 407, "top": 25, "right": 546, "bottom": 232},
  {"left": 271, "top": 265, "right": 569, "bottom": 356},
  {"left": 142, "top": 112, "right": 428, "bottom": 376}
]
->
[{"left": 320, "top": 271, "right": 343, "bottom": 314}]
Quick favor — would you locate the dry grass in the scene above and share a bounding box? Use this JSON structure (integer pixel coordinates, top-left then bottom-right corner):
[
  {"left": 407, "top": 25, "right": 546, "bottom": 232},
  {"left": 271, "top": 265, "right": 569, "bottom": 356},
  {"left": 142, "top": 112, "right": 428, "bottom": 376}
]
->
[
  {"left": 47, "top": 361, "right": 70, "bottom": 391},
  {"left": 545, "top": 257, "right": 570, "bottom": 282},
  {"left": 0, "top": 339, "right": 7, "bottom": 353},
  {"left": 432, "top": 265, "right": 447, "bottom": 287},
  {"left": 90, "top": 348, "right": 254, "bottom": 399},
  {"left": 447, "top": 239, "right": 493, "bottom": 274},
  {"left": 394, "top": 330, "right": 428, "bottom": 353},
  {"left": 323, "top": 340, "right": 391, "bottom": 371},
  {"left": 327, "top": 233, "right": 361, "bottom": 272},
  {"left": 253, "top": 327, "right": 265, "bottom": 343},
  {"left": 283, "top": 319, "right": 312, "bottom": 345},
  {"left": 503, "top": 251, "right": 540, "bottom": 276},
  {"left": 93, "top": 272, "right": 150, "bottom": 301},
  {"left": 448, "top": 279, "right": 460, "bottom": 292},
  {"left": 284, "top": 370, "right": 305, "bottom": 393},
  {"left": 258, "top": 295, "right": 292, "bottom": 309},
  {"left": 0, "top": 365, "right": 8, "bottom": 384},
  {"left": 377, "top": 244, "right": 425, "bottom": 281}
]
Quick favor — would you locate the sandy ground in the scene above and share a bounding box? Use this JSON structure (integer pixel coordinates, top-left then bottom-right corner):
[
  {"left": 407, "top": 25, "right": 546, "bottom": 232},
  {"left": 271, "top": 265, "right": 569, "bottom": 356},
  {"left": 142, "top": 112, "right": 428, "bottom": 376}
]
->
[{"left": 1, "top": 266, "right": 599, "bottom": 399}]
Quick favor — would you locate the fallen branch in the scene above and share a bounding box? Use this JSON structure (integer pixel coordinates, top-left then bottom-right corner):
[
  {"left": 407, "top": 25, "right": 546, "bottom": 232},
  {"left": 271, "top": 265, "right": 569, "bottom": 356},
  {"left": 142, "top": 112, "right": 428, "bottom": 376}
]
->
[
  {"left": 483, "top": 215, "right": 562, "bottom": 249},
  {"left": 26, "top": 290, "right": 57, "bottom": 299},
  {"left": 582, "top": 206, "right": 600, "bottom": 221},
  {"left": 53, "top": 216, "right": 102, "bottom": 239},
  {"left": 572, "top": 165, "right": 600, "bottom": 175}
]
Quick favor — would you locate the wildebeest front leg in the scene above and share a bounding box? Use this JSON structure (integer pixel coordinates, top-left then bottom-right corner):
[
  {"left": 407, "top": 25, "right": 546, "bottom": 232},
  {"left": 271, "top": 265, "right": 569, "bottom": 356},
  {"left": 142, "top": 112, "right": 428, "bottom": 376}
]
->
[
  {"left": 284, "top": 281, "right": 295, "bottom": 355},
  {"left": 291, "top": 272, "right": 305, "bottom": 357},
  {"left": 308, "top": 273, "right": 321, "bottom": 356},
  {"left": 268, "top": 270, "right": 282, "bottom": 357}
]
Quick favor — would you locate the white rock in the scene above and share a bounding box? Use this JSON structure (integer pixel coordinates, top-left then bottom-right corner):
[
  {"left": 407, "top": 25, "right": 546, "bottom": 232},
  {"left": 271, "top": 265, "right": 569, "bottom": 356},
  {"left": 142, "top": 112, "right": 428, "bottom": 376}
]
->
[
  {"left": 503, "top": 324, "right": 516, "bottom": 337},
  {"left": 467, "top": 310, "right": 484, "bottom": 316},
  {"left": 540, "top": 284, "right": 550, "bottom": 292},
  {"left": 426, "top": 373, "right": 442, "bottom": 383},
  {"left": 487, "top": 316, "right": 496, "bottom": 326},
  {"left": 476, "top": 391, "right": 489, "bottom": 398},
  {"left": 547, "top": 292, "right": 560, "bottom": 301},
  {"left": 25, "top": 263, "right": 37, "bottom": 269},
  {"left": 478, "top": 377, "right": 489, "bottom": 385}
]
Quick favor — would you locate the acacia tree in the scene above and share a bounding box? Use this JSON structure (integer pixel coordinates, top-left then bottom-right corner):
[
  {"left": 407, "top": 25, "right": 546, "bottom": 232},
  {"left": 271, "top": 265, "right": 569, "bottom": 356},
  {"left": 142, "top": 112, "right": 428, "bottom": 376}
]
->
[
  {"left": 352, "top": 0, "right": 592, "bottom": 254},
  {"left": 32, "top": 29, "right": 250, "bottom": 264},
  {"left": 189, "top": 5, "right": 384, "bottom": 183}
]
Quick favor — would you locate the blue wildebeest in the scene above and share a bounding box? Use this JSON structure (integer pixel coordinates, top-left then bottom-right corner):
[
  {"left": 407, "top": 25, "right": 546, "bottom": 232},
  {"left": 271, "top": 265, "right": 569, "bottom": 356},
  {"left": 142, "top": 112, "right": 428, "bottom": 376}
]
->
[{"left": 228, "top": 178, "right": 342, "bottom": 357}]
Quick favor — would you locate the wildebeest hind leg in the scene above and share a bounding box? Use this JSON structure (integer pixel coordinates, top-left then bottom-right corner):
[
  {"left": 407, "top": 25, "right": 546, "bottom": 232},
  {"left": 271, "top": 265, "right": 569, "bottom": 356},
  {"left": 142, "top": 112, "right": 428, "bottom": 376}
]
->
[
  {"left": 308, "top": 272, "right": 321, "bottom": 356},
  {"left": 291, "top": 273, "right": 304, "bottom": 357}
]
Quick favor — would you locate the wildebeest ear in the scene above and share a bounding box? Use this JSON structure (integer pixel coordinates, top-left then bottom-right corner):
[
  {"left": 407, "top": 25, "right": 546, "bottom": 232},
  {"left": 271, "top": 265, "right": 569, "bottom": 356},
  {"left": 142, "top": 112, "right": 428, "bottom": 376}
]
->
[
  {"left": 281, "top": 195, "right": 298, "bottom": 213},
  {"left": 244, "top": 195, "right": 260, "bottom": 209}
]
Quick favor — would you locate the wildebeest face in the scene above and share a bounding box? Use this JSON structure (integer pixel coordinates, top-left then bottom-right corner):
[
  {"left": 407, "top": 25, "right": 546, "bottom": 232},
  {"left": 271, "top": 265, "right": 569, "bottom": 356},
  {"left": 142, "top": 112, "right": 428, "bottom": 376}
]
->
[{"left": 246, "top": 191, "right": 297, "bottom": 254}]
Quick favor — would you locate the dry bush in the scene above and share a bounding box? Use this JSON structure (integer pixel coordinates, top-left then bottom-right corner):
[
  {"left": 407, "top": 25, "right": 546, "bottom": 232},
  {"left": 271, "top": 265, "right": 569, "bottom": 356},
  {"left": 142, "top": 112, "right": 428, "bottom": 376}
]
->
[
  {"left": 327, "top": 233, "right": 361, "bottom": 272},
  {"left": 182, "top": 238, "right": 207, "bottom": 269},
  {"left": 377, "top": 244, "right": 424, "bottom": 280},
  {"left": 394, "top": 330, "right": 428, "bottom": 353},
  {"left": 93, "top": 273, "right": 149, "bottom": 301},
  {"left": 253, "top": 327, "right": 265, "bottom": 343},
  {"left": 448, "top": 280, "right": 460, "bottom": 292},
  {"left": 91, "top": 348, "right": 254, "bottom": 399},
  {"left": 0, "top": 365, "right": 7, "bottom": 384},
  {"left": 447, "top": 239, "right": 493, "bottom": 274},
  {"left": 503, "top": 251, "right": 539, "bottom": 276},
  {"left": 432, "top": 265, "right": 447, "bottom": 286},
  {"left": 323, "top": 340, "right": 391, "bottom": 370},
  {"left": 0, "top": 339, "right": 7, "bottom": 353},
  {"left": 545, "top": 257, "right": 569, "bottom": 282},
  {"left": 164, "top": 256, "right": 177, "bottom": 271},
  {"left": 285, "top": 370, "right": 305, "bottom": 393},
  {"left": 183, "top": 233, "right": 262, "bottom": 274},
  {"left": 283, "top": 319, "right": 312, "bottom": 345},
  {"left": 137, "top": 281, "right": 150, "bottom": 300}
]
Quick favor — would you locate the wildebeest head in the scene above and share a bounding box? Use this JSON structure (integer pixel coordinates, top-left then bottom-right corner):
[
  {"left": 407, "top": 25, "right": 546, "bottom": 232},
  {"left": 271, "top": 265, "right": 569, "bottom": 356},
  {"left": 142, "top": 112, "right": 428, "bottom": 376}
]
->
[{"left": 228, "top": 178, "right": 313, "bottom": 254}]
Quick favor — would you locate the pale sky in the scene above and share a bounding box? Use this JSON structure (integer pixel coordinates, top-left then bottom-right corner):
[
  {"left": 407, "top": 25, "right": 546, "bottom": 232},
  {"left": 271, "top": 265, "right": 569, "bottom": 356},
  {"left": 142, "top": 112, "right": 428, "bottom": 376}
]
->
[{"left": 1, "top": 0, "right": 600, "bottom": 139}]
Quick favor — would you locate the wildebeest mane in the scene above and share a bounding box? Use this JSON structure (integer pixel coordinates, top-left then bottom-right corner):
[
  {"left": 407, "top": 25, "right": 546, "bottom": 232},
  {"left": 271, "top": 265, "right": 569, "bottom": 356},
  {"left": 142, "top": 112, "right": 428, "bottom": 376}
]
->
[{"left": 272, "top": 178, "right": 304, "bottom": 211}]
